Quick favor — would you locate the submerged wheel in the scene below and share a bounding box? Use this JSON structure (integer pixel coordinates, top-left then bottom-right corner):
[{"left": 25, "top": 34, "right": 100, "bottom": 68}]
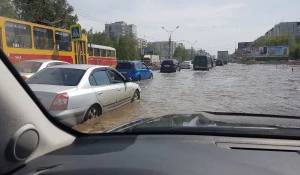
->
[
  {"left": 137, "top": 75, "right": 141, "bottom": 81},
  {"left": 149, "top": 73, "right": 153, "bottom": 79},
  {"left": 83, "top": 105, "right": 101, "bottom": 122},
  {"left": 131, "top": 90, "right": 140, "bottom": 102}
]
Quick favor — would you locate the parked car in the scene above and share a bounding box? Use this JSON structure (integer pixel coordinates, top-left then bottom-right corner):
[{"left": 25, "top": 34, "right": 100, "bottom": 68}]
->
[
  {"left": 116, "top": 61, "right": 153, "bottom": 81},
  {"left": 14, "top": 60, "right": 70, "bottom": 80},
  {"left": 26, "top": 64, "right": 141, "bottom": 127},
  {"left": 160, "top": 59, "right": 181, "bottom": 73},
  {"left": 180, "top": 61, "right": 193, "bottom": 69},
  {"left": 216, "top": 60, "right": 224, "bottom": 66}
]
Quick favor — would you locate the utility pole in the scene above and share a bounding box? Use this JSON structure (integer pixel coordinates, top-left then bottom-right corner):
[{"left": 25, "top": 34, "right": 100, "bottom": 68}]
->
[
  {"left": 162, "top": 26, "right": 179, "bottom": 59},
  {"left": 186, "top": 40, "right": 197, "bottom": 60}
]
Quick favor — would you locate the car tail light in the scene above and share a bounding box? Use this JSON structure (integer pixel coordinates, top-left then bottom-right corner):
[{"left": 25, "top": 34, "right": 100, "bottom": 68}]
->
[
  {"left": 132, "top": 63, "right": 136, "bottom": 70},
  {"left": 50, "top": 92, "right": 69, "bottom": 111}
]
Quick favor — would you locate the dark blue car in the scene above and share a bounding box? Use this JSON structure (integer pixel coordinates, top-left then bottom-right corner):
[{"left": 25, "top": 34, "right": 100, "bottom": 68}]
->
[{"left": 116, "top": 61, "right": 153, "bottom": 81}]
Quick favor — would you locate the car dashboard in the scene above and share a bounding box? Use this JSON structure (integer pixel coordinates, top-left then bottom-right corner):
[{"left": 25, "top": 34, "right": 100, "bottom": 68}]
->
[{"left": 14, "top": 134, "right": 300, "bottom": 175}]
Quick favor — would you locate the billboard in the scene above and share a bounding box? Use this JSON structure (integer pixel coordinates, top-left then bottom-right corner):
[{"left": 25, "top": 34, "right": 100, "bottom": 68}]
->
[
  {"left": 238, "top": 42, "right": 255, "bottom": 49},
  {"left": 268, "top": 46, "right": 289, "bottom": 56},
  {"left": 238, "top": 46, "right": 289, "bottom": 58},
  {"left": 141, "top": 49, "right": 154, "bottom": 55}
]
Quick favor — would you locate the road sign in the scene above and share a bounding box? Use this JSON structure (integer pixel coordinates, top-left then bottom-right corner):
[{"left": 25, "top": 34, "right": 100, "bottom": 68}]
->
[{"left": 70, "top": 24, "right": 82, "bottom": 41}]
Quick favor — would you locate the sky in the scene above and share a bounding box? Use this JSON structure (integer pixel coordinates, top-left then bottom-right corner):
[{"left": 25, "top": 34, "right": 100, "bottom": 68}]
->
[{"left": 68, "top": 0, "right": 300, "bottom": 56}]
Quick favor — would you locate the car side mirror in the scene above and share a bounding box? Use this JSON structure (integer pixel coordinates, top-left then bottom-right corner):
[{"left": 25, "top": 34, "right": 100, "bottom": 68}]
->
[{"left": 125, "top": 77, "right": 132, "bottom": 82}]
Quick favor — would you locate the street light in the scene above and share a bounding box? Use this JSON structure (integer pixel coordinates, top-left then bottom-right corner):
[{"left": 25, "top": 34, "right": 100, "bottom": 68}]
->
[{"left": 162, "top": 26, "right": 180, "bottom": 59}]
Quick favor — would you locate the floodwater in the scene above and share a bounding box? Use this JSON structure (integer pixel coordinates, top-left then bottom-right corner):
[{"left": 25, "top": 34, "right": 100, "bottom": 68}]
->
[{"left": 74, "top": 64, "right": 300, "bottom": 133}]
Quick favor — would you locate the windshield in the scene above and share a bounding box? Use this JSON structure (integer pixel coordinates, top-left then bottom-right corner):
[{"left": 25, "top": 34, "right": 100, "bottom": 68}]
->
[
  {"left": 27, "top": 68, "right": 85, "bottom": 86},
  {"left": 14, "top": 61, "right": 42, "bottom": 73},
  {"left": 2, "top": 0, "right": 300, "bottom": 136}
]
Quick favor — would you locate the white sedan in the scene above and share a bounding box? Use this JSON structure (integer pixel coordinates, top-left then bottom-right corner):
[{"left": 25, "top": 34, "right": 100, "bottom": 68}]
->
[
  {"left": 14, "top": 60, "right": 70, "bottom": 80},
  {"left": 180, "top": 61, "right": 193, "bottom": 69},
  {"left": 27, "top": 65, "right": 141, "bottom": 127}
]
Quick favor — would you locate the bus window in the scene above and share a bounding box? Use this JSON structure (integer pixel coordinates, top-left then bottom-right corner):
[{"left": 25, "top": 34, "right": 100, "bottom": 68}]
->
[
  {"left": 5, "top": 22, "right": 32, "bottom": 48},
  {"left": 101, "top": 49, "right": 107, "bottom": 57},
  {"left": 55, "top": 31, "right": 71, "bottom": 51},
  {"left": 107, "top": 50, "right": 111, "bottom": 57},
  {"left": 33, "top": 27, "right": 54, "bottom": 50},
  {"left": 88, "top": 47, "right": 93, "bottom": 56},
  {"left": 94, "top": 48, "right": 100, "bottom": 56},
  {"left": 112, "top": 50, "right": 116, "bottom": 57}
]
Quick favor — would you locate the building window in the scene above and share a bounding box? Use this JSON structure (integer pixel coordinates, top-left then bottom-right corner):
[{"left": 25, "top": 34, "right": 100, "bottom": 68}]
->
[
  {"left": 5, "top": 22, "right": 32, "bottom": 48},
  {"left": 101, "top": 49, "right": 107, "bottom": 57},
  {"left": 94, "top": 48, "right": 100, "bottom": 56},
  {"left": 55, "top": 31, "right": 71, "bottom": 51},
  {"left": 33, "top": 27, "right": 54, "bottom": 50}
]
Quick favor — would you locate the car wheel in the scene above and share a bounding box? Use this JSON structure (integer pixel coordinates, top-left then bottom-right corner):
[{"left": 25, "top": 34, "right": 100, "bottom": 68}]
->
[
  {"left": 149, "top": 73, "right": 153, "bottom": 79},
  {"left": 83, "top": 105, "right": 101, "bottom": 122},
  {"left": 137, "top": 75, "right": 141, "bottom": 81},
  {"left": 131, "top": 90, "right": 140, "bottom": 102}
]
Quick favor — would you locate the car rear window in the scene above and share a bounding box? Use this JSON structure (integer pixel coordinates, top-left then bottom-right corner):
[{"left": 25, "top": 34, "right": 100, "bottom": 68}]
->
[
  {"left": 162, "top": 60, "right": 174, "bottom": 65},
  {"left": 14, "top": 61, "right": 43, "bottom": 73},
  {"left": 194, "top": 57, "right": 207, "bottom": 62},
  {"left": 116, "top": 62, "right": 133, "bottom": 69},
  {"left": 27, "top": 68, "right": 85, "bottom": 86}
]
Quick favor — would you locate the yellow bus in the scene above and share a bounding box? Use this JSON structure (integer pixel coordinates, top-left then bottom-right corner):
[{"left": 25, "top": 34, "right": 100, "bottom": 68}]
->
[{"left": 0, "top": 16, "right": 117, "bottom": 67}]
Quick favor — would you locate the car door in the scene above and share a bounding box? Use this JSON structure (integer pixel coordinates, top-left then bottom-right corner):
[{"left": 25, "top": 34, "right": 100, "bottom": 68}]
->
[
  {"left": 135, "top": 62, "right": 143, "bottom": 79},
  {"left": 107, "top": 69, "right": 132, "bottom": 105},
  {"left": 89, "top": 69, "right": 118, "bottom": 110},
  {"left": 142, "top": 63, "right": 150, "bottom": 79}
]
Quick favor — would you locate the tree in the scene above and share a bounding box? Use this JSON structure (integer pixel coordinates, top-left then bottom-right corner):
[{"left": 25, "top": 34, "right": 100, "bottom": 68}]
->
[
  {"left": 173, "top": 46, "right": 189, "bottom": 62},
  {"left": 11, "top": 0, "right": 78, "bottom": 29},
  {"left": 0, "top": 0, "right": 18, "bottom": 18},
  {"left": 117, "top": 35, "right": 138, "bottom": 60}
]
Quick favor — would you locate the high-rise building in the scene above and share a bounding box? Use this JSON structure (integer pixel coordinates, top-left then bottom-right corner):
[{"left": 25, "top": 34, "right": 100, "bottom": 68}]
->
[
  {"left": 148, "top": 41, "right": 184, "bottom": 59},
  {"left": 265, "top": 22, "right": 300, "bottom": 38},
  {"left": 137, "top": 38, "right": 147, "bottom": 48},
  {"left": 105, "top": 21, "right": 137, "bottom": 41}
]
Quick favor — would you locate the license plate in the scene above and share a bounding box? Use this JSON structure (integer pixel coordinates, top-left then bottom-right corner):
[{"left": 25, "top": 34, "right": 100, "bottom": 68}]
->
[
  {"left": 120, "top": 72, "right": 127, "bottom": 74},
  {"left": 194, "top": 66, "right": 199, "bottom": 68},
  {"left": 164, "top": 65, "right": 170, "bottom": 67}
]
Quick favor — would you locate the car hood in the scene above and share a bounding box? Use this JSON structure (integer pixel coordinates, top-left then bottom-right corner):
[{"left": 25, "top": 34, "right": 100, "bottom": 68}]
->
[{"left": 107, "top": 112, "right": 300, "bottom": 135}]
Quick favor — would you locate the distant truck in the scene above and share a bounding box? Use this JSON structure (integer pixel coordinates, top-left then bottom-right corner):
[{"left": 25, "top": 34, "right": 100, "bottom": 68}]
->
[
  {"left": 141, "top": 55, "right": 160, "bottom": 67},
  {"left": 217, "top": 51, "right": 229, "bottom": 65}
]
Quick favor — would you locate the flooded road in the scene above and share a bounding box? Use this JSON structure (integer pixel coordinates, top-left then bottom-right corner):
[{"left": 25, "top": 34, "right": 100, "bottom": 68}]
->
[{"left": 74, "top": 64, "right": 300, "bottom": 133}]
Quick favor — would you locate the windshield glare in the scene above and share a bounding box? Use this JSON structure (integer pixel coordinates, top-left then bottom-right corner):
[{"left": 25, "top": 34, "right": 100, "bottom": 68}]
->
[
  {"left": 2, "top": 0, "right": 300, "bottom": 135},
  {"left": 27, "top": 68, "right": 85, "bottom": 86}
]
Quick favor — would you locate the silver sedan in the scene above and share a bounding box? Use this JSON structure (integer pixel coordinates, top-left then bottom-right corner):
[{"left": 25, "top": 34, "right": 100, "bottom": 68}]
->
[
  {"left": 27, "top": 64, "right": 141, "bottom": 127},
  {"left": 180, "top": 61, "right": 193, "bottom": 69}
]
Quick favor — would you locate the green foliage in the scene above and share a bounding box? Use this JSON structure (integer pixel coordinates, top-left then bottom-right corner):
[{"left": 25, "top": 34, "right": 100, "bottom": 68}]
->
[
  {"left": 173, "top": 47, "right": 196, "bottom": 62},
  {"left": 254, "top": 35, "right": 292, "bottom": 47},
  {"left": 290, "top": 44, "right": 300, "bottom": 59},
  {"left": 1, "top": 0, "right": 78, "bottom": 29},
  {"left": 0, "top": 0, "right": 18, "bottom": 19},
  {"left": 117, "top": 35, "right": 138, "bottom": 60}
]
